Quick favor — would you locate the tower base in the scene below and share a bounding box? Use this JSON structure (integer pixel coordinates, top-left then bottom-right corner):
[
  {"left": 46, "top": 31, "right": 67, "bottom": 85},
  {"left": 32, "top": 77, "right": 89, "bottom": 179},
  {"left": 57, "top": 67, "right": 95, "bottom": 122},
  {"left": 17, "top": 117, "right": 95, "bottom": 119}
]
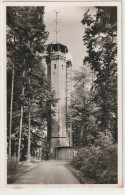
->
[
  {"left": 55, "top": 146, "right": 78, "bottom": 160},
  {"left": 49, "top": 137, "right": 69, "bottom": 159}
]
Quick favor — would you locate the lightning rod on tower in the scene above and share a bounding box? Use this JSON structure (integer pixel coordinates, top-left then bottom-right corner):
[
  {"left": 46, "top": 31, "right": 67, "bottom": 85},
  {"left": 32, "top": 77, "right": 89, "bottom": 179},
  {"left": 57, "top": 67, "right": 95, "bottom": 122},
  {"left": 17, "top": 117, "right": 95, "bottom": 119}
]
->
[{"left": 54, "top": 10, "right": 60, "bottom": 43}]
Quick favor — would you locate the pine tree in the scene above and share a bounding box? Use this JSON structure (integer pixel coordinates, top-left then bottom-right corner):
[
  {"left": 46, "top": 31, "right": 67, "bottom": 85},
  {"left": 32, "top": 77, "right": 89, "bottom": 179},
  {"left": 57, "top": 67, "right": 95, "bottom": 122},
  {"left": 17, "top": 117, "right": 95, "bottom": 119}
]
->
[
  {"left": 81, "top": 7, "right": 117, "bottom": 142},
  {"left": 7, "top": 7, "right": 56, "bottom": 161},
  {"left": 71, "top": 66, "right": 96, "bottom": 147}
]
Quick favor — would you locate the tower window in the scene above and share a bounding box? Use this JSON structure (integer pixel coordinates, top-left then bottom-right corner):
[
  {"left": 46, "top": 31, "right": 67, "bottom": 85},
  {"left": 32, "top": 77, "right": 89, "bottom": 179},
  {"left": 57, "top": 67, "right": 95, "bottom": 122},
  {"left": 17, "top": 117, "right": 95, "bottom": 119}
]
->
[
  {"left": 62, "top": 65, "right": 63, "bottom": 70},
  {"left": 54, "top": 64, "right": 56, "bottom": 69}
]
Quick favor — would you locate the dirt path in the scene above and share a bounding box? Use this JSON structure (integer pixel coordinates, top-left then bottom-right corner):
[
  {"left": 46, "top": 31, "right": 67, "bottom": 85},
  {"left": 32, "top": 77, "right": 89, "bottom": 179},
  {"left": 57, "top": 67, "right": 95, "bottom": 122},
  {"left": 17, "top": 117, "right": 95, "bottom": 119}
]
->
[{"left": 11, "top": 160, "right": 80, "bottom": 184}]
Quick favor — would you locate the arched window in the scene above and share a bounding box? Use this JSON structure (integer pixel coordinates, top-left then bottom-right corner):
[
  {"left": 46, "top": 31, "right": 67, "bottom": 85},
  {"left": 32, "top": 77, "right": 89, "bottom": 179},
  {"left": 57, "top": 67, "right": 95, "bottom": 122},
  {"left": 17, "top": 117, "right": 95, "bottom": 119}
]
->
[
  {"left": 54, "top": 64, "right": 56, "bottom": 69},
  {"left": 62, "top": 65, "right": 63, "bottom": 70}
]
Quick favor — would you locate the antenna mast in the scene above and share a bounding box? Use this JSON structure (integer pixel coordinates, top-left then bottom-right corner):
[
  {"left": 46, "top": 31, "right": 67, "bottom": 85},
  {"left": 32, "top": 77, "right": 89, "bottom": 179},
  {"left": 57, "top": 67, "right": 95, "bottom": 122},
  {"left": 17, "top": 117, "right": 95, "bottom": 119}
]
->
[{"left": 55, "top": 11, "right": 60, "bottom": 43}]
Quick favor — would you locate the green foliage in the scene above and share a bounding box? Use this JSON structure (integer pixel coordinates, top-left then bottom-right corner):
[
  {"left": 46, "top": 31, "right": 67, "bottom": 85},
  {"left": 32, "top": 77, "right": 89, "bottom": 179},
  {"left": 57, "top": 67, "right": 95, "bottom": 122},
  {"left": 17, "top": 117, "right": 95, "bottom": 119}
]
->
[
  {"left": 7, "top": 7, "right": 56, "bottom": 159},
  {"left": 81, "top": 7, "right": 117, "bottom": 142},
  {"left": 71, "top": 65, "right": 98, "bottom": 147},
  {"left": 7, "top": 157, "right": 19, "bottom": 174},
  {"left": 71, "top": 144, "right": 117, "bottom": 184},
  {"left": 94, "top": 130, "right": 114, "bottom": 148}
]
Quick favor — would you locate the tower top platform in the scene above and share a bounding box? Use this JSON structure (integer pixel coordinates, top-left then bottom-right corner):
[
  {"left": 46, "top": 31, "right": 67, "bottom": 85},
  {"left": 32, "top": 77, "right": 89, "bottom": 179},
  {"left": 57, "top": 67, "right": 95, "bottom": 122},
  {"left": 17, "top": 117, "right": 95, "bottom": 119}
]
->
[{"left": 47, "top": 43, "right": 68, "bottom": 54}]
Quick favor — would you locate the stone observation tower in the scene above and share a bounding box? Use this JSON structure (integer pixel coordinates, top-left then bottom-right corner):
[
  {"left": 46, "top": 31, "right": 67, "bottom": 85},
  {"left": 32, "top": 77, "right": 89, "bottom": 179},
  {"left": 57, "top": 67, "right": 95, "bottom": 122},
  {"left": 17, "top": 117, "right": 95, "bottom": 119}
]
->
[
  {"left": 46, "top": 43, "right": 76, "bottom": 159},
  {"left": 41, "top": 11, "right": 77, "bottom": 159}
]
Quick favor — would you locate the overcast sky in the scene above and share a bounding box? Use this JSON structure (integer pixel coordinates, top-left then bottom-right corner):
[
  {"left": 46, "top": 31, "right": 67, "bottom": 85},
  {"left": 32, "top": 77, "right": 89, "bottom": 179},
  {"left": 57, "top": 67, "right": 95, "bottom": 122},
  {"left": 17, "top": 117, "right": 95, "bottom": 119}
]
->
[{"left": 44, "top": 6, "right": 96, "bottom": 71}]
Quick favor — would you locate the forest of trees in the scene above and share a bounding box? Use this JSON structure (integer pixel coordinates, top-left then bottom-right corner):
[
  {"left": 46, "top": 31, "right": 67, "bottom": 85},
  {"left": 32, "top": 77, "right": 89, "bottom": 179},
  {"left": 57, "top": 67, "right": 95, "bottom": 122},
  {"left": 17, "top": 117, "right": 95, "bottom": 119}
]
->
[
  {"left": 7, "top": 7, "right": 56, "bottom": 162},
  {"left": 7, "top": 6, "right": 118, "bottom": 184},
  {"left": 71, "top": 7, "right": 117, "bottom": 184}
]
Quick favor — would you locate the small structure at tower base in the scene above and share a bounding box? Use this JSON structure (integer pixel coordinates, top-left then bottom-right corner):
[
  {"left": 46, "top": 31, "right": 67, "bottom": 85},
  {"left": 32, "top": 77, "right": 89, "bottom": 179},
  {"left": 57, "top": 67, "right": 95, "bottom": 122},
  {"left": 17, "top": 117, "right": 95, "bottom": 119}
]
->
[{"left": 55, "top": 146, "right": 78, "bottom": 160}]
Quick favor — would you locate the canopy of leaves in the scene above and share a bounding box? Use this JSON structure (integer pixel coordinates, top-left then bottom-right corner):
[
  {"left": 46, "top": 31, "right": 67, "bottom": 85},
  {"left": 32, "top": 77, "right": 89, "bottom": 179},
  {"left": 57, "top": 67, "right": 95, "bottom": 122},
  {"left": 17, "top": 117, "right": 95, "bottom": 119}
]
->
[
  {"left": 81, "top": 7, "right": 117, "bottom": 142},
  {"left": 71, "top": 66, "right": 97, "bottom": 148},
  {"left": 7, "top": 7, "right": 57, "bottom": 158}
]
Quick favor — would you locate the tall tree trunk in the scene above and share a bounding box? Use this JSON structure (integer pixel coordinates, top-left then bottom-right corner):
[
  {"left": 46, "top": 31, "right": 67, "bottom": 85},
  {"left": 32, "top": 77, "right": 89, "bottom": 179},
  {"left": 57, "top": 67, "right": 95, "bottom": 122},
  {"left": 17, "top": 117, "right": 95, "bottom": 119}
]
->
[
  {"left": 69, "top": 128, "right": 72, "bottom": 146},
  {"left": 8, "top": 63, "right": 14, "bottom": 158},
  {"left": 17, "top": 69, "right": 25, "bottom": 163},
  {"left": 27, "top": 104, "right": 31, "bottom": 161},
  {"left": 27, "top": 68, "right": 31, "bottom": 161}
]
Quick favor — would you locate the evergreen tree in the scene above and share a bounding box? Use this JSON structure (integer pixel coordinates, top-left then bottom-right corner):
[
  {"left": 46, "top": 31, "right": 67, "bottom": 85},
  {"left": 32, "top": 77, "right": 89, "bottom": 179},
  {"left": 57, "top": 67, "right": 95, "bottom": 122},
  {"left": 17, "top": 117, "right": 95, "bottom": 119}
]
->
[
  {"left": 81, "top": 7, "right": 117, "bottom": 142},
  {"left": 7, "top": 7, "right": 56, "bottom": 161},
  {"left": 71, "top": 66, "right": 97, "bottom": 147}
]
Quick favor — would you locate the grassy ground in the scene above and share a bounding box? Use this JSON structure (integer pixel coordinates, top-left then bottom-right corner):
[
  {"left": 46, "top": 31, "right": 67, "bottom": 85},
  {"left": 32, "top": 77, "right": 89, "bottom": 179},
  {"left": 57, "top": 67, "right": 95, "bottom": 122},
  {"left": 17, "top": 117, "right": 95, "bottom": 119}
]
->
[
  {"left": 7, "top": 157, "right": 41, "bottom": 184},
  {"left": 67, "top": 164, "right": 95, "bottom": 184}
]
